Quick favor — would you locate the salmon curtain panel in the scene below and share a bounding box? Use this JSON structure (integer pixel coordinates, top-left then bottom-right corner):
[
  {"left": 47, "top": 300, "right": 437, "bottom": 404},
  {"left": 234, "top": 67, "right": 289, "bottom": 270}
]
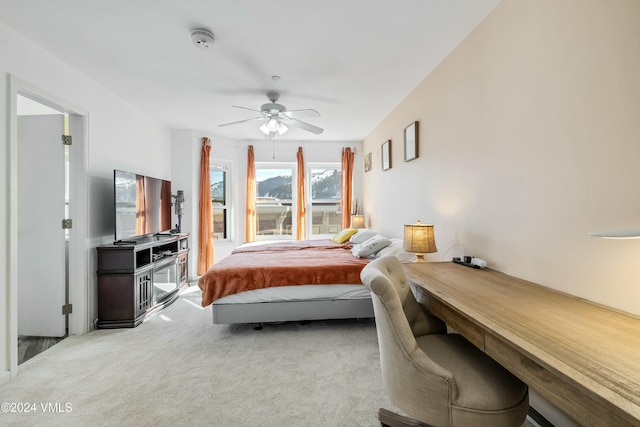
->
[
  {"left": 245, "top": 145, "right": 257, "bottom": 242},
  {"left": 197, "top": 137, "right": 214, "bottom": 275},
  {"left": 340, "top": 147, "right": 355, "bottom": 229},
  {"left": 296, "top": 147, "right": 306, "bottom": 240}
]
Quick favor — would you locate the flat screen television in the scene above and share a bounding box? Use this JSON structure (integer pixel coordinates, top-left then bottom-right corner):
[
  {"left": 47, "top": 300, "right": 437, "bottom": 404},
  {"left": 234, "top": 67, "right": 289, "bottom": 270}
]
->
[{"left": 114, "top": 169, "right": 172, "bottom": 242}]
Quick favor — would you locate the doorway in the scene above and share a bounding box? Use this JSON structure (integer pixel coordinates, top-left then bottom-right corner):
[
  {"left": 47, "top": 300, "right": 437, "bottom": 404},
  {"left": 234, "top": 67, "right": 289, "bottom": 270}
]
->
[
  {"left": 16, "top": 95, "right": 68, "bottom": 363},
  {"left": 8, "top": 76, "right": 88, "bottom": 376}
]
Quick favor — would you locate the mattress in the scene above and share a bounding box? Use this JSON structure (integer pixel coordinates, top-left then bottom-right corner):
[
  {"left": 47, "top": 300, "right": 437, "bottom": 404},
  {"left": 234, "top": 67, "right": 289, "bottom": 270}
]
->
[{"left": 212, "top": 284, "right": 371, "bottom": 304}]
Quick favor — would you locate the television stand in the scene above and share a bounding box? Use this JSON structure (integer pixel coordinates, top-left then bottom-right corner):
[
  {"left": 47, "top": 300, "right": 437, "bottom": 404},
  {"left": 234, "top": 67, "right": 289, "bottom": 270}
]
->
[
  {"left": 113, "top": 239, "right": 139, "bottom": 245},
  {"left": 96, "top": 233, "right": 189, "bottom": 328}
]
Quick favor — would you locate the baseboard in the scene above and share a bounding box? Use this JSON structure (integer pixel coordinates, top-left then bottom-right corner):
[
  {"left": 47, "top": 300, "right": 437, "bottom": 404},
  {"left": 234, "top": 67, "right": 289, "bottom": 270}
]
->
[
  {"left": 528, "top": 406, "right": 554, "bottom": 427},
  {"left": 0, "top": 370, "right": 11, "bottom": 386}
]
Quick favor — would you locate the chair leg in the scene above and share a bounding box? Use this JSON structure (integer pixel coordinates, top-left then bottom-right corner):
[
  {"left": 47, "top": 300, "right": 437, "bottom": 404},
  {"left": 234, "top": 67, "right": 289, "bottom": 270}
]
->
[{"left": 378, "top": 408, "right": 433, "bottom": 427}]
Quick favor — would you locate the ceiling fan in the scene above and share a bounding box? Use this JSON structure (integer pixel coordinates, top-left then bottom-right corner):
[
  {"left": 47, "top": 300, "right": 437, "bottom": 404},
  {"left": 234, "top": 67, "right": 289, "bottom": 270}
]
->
[{"left": 218, "top": 91, "right": 323, "bottom": 137}]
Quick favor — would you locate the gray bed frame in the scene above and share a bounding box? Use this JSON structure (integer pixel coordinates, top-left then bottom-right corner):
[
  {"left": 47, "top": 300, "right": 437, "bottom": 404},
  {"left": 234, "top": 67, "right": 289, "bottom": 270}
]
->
[{"left": 211, "top": 297, "right": 374, "bottom": 324}]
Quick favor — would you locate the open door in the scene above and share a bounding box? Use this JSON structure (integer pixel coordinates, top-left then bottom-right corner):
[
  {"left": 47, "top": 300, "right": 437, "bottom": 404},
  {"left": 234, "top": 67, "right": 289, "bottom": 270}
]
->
[{"left": 17, "top": 113, "right": 67, "bottom": 338}]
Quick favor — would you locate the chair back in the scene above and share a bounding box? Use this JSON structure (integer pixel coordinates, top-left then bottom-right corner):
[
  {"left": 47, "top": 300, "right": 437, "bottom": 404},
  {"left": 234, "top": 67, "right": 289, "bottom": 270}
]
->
[
  {"left": 361, "top": 256, "right": 446, "bottom": 337},
  {"left": 361, "top": 257, "right": 454, "bottom": 424}
]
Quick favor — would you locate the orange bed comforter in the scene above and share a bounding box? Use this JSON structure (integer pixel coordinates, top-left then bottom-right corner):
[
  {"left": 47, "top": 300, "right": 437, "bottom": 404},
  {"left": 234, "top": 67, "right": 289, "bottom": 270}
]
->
[{"left": 198, "top": 239, "right": 370, "bottom": 307}]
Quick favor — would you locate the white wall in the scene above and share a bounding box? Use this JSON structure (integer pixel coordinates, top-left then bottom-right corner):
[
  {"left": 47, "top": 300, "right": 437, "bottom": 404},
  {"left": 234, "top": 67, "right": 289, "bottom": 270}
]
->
[{"left": 0, "top": 21, "right": 171, "bottom": 382}]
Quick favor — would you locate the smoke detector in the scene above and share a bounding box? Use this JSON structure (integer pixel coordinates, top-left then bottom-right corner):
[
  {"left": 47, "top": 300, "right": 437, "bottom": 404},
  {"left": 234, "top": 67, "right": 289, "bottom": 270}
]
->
[{"left": 191, "top": 28, "right": 215, "bottom": 49}]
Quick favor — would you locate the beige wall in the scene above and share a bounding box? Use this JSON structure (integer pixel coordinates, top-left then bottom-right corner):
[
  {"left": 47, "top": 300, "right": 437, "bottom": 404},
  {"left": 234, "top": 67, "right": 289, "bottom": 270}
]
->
[{"left": 363, "top": 0, "right": 640, "bottom": 315}]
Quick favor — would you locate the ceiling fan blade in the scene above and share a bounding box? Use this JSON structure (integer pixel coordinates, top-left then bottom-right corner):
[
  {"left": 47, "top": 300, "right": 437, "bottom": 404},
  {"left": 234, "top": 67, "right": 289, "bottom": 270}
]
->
[
  {"left": 218, "top": 117, "right": 266, "bottom": 127},
  {"left": 287, "top": 118, "right": 324, "bottom": 135},
  {"left": 232, "top": 105, "right": 263, "bottom": 113},
  {"left": 283, "top": 109, "right": 320, "bottom": 118}
]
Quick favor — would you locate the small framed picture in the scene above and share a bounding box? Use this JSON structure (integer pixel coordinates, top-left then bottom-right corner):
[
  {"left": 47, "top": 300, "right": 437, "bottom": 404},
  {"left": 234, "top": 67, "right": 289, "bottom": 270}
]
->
[
  {"left": 364, "top": 152, "right": 372, "bottom": 172},
  {"left": 381, "top": 140, "right": 391, "bottom": 171},
  {"left": 404, "top": 121, "right": 419, "bottom": 162}
]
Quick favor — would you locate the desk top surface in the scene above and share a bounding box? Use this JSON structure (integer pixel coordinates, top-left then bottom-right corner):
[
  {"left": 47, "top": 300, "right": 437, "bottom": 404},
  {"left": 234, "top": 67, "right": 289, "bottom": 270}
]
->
[{"left": 404, "top": 262, "right": 640, "bottom": 422}]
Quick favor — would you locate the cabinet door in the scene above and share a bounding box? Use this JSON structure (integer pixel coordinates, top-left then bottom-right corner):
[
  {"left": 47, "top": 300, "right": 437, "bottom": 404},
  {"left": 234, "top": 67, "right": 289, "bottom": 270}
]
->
[
  {"left": 177, "top": 253, "right": 188, "bottom": 286},
  {"left": 134, "top": 270, "right": 153, "bottom": 318}
]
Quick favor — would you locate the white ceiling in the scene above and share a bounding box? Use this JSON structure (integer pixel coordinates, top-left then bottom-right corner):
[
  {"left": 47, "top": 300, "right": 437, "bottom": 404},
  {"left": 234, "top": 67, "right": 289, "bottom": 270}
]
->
[{"left": 0, "top": 0, "right": 500, "bottom": 142}]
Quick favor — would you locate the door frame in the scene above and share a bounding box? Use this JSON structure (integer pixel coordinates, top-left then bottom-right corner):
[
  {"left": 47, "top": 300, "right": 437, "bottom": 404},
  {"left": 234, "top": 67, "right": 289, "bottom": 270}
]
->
[{"left": 8, "top": 75, "right": 89, "bottom": 378}]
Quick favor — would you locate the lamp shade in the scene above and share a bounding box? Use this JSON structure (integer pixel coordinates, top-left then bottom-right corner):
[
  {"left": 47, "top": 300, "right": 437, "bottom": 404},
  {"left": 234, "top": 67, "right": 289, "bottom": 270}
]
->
[
  {"left": 351, "top": 215, "right": 365, "bottom": 229},
  {"left": 403, "top": 221, "right": 437, "bottom": 260}
]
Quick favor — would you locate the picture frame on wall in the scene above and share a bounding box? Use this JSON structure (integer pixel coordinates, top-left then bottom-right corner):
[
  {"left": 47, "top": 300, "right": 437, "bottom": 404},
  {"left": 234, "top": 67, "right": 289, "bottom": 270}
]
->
[
  {"left": 404, "top": 121, "right": 419, "bottom": 162},
  {"left": 381, "top": 140, "right": 391, "bottom": 171},
  {"left": 364, "top": 152, "right": 372, "bottom": 172}
]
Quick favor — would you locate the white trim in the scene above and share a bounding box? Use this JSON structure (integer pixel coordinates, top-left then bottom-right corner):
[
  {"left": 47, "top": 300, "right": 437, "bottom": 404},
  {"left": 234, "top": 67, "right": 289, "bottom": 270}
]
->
[
  {"left": 8, "top": 76, "right": 19, "bottom": 378},
  {"left": 7, "top": 75, "right": 90, "bottom": 379},
  {"left": 0, "top": 370, "right": 11, "bottom": 386},
  {"left": 67, "top": 112, "right": 90, "bottom": 335}
]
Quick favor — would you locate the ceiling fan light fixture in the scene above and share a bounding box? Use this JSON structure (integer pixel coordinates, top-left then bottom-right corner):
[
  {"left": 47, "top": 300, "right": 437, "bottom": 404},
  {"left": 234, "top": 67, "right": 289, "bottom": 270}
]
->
[
  {"left": 267, "top": 118, "right": 279, "bottom": 131},
  {"left": 260, "top": 120, "right": 288, "bottom": 137}
]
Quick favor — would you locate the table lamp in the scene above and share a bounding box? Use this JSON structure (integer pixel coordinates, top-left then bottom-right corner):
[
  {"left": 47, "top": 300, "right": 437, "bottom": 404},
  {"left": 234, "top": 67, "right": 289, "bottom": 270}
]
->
[
  {"left": 403, "top": 220, "right": 437, "bottom": 262},
  {"left": 351, "top": 214, "right": 365, "bottom": 229}
]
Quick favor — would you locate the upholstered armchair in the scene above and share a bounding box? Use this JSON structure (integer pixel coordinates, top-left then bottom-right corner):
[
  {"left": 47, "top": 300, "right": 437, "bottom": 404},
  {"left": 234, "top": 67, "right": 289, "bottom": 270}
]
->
[{"left": 361, "top": 256, "right": 529, "bottom": 427}]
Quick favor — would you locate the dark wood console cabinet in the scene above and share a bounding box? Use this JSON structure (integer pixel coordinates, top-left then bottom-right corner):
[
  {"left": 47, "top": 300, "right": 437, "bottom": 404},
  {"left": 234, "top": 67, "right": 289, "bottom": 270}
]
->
[{"left": 96, "top": 233, "right": 189, "bottom": 328}]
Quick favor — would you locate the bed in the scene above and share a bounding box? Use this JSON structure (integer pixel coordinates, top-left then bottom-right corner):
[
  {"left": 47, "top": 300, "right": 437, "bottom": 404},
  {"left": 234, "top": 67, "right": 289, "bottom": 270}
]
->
[{"left": 198, "top": 230, "right": 404, "bottom": 324}]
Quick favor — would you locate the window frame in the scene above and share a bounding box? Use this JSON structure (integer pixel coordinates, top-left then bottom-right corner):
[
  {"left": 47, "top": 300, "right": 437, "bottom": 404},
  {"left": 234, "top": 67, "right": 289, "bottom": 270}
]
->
[
  {"left": 307, "top": 162, "right": 342, "bottom": 239},
  {"left": 210, "top": 159, "right": 232, "bottom": 242},
  {"left": 254, "top": 162, "right": 298, "bottom": 241}
]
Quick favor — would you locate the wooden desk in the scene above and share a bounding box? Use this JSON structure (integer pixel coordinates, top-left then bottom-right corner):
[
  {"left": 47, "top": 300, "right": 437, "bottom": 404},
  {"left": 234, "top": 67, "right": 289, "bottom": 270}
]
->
[{"left": 404, "top": 262, "right": 640, "bottom": 427}]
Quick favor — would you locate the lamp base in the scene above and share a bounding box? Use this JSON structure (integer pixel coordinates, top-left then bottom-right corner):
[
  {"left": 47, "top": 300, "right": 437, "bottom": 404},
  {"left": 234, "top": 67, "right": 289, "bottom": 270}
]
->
[{"left": 413, "top": 253, "right": 425, "bottom": 263}]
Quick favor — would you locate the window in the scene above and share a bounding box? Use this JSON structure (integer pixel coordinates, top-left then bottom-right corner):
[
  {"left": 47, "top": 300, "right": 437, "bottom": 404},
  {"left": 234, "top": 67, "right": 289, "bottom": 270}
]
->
[
  {"left": 253, "top": 163, "right": 342, "bottom": 239},
  {"left": 255, "top": 166, "right": 294, "bottom": 238},
  {"left": 310, "top": 166, "right": 342, "bottom": 236},
  {"left": 210, "top": 162, "right": 231, "bottom": 240}
]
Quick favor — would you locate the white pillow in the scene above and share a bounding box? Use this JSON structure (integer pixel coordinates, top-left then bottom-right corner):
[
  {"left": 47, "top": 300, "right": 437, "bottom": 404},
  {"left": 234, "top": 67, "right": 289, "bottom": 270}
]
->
[
  {"left": 352, "top": 235, "right": 392, "bottom": 258},
  {"left": 349, "top": 229, "right": 378, "bottom": 244},
  {"left": 376, "top": 239, "right": 417, "bottom": 263},
  {"left": 375, "top": 240, "right": 401, "bottom": 257}
]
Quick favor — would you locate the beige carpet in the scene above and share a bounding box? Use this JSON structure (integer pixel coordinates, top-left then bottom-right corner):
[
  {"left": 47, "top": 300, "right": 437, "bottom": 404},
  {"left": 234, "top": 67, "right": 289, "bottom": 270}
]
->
[{"left": 1, "top": 287, "right": 536, "bottom": 427}]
